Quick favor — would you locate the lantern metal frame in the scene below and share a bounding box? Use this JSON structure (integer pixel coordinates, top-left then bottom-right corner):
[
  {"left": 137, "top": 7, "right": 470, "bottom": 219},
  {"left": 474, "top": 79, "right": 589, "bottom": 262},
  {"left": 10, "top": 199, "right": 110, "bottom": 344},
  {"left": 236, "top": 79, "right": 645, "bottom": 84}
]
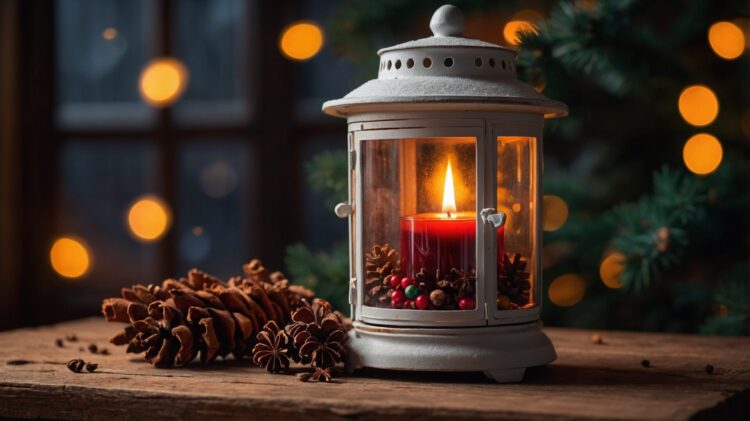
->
[{"left": 323, "top": 4, "right": 567, "bottom": 382}]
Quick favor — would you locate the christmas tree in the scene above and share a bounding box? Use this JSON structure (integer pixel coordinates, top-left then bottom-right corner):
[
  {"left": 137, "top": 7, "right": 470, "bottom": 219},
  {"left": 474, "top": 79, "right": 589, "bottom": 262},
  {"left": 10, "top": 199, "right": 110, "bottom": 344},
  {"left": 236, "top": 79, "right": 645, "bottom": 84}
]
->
[{"left": 287, "top": 0, "right": 750, "bottom": 335}]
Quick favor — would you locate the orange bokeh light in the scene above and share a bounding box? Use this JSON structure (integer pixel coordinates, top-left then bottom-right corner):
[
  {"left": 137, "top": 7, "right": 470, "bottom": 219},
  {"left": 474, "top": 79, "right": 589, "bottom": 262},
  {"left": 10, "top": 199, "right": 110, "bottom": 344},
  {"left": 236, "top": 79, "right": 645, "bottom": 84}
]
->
[
  {"left": 50, "top": 237, "right": 91, "bottom": 279},
  {"left": 678, "top": 85, "right": 719, "bottom": 127},
  {"left": 127, "top": 195, "right": 171, "bottom": 242},
  {"left": 683, "top": 133, "right": 723, "bottom": 175},
  {"left": 139, "top": 58, "right": 189, "bottom": 107},
  {"left": 279, "top": 22, "right": 324, "bottom": 61}
]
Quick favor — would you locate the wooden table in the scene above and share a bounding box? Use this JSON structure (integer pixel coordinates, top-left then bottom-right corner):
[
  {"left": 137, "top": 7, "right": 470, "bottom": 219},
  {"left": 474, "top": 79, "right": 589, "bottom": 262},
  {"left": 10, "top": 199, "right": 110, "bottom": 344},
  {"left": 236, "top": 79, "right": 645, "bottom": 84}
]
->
[{"left": 1, "top": 318, "right": 748, "bottom": 420}]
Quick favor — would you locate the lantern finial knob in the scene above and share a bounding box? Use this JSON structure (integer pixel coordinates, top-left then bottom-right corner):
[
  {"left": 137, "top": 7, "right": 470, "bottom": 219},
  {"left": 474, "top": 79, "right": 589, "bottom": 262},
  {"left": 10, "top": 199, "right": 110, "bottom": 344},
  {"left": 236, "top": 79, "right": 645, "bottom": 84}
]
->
[{"left": 430, "top": 4, "right": 465, "bottom": 37}]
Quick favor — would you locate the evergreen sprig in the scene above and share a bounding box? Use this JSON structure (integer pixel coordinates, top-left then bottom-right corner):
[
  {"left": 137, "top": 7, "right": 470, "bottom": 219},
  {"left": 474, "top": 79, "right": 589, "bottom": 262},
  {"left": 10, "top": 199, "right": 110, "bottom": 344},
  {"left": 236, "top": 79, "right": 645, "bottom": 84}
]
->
[{"left": 606, "top": 167, "right": 706, "bottom": 290}]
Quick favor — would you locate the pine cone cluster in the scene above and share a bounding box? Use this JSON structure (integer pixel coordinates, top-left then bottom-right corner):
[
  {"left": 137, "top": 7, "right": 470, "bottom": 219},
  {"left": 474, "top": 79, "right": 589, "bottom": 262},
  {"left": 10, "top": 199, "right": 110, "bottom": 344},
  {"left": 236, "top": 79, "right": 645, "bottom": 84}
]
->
[
  {"left": 364, "top": 244, "right": 400, "bottom": 306},
  {"left": 101, "top": 260, "right": 313, "bottom": 368},
  {"left": 497, "top": 253, "right": 532, "bottom": 309}
]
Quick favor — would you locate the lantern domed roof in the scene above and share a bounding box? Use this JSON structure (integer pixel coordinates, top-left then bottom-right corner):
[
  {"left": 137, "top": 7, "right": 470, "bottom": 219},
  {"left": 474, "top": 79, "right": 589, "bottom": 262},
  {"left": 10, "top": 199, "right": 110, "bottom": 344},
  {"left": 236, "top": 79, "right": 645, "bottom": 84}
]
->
[{"left": 323, "top": 4, "right": 567, "bottom": 118}]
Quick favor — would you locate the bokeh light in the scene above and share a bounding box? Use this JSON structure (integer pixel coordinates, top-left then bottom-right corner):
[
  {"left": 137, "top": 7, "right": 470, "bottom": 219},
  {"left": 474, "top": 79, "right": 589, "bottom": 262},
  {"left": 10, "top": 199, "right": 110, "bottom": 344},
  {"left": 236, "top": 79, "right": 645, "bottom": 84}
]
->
[
  {"left": 50, "top": 237, "right": 91, "bottom": 279},
  {"left": 102, "top": 27, "right": 118, "bottom": 41},
  {"left": 708, "top": 21, "right": 745, "bottom": 60},
  {"left": 542, "top": 195, "right": 568, "bottom": 231},
  {"left": 127, "top": 195, "right": 171, "bottom": 242},
  {"left": 503, "top": 20, "right": 538, "bottom": 46},
  {"left": 548, "top": 274, "right": 586, "bottom": 307},
  {"left": 599, "top": 252, "right": 625, "bottom": 289},
  {"left": 279, "top": 22, "right": 324, "bottom": 61},
  {"left": 683, "top": 133, "right": 723, "bottom": 175},
  {"left": 139, "top": 58, "right": 188, "bottom": 107},
  {"left": 678, "top": 85, "right": 719, "bottom": 127},
  {"left": 200, "top": 160, "right": 238, "bottom": 199}
]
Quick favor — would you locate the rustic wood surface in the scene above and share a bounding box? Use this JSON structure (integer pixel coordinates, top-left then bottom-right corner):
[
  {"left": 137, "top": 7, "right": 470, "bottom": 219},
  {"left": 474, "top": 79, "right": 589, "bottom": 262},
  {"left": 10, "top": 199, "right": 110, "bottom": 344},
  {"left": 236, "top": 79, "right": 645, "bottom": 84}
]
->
[{"left": 0, "top": 318, "right": 748, "bottom": 420}]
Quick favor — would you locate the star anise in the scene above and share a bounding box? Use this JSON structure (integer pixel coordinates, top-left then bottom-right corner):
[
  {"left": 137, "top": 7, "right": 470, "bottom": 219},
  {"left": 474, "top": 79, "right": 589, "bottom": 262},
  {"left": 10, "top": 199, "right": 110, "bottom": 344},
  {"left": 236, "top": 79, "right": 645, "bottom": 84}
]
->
[
  {"left": 442, "top": 268, "right": 476, "bottom": 298},
  {"left": 288, "top": 299, "right": 348, "bottom": 368},
  {"left": 252, "top": 320, "right": 291, "bottom": 373},
  {"left": 309, "top": 367, "right": 333, "bottom": 382}
]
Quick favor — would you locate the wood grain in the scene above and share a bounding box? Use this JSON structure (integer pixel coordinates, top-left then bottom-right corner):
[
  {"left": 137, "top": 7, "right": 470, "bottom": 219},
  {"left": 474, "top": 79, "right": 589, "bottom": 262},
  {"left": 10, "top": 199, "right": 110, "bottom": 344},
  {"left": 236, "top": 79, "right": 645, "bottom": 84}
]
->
[{"left": 1, "top": 318, "right": 748, "bottom": 420}]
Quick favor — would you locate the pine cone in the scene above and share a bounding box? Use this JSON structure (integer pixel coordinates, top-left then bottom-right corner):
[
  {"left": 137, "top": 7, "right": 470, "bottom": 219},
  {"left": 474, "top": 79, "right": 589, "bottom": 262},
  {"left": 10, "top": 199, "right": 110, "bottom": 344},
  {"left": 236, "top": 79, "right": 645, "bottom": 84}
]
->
[
  {"left": 252, "top": 321, "right": 291, "bottom": 373},
  {"left": 364, "top": 244, "right": 400, "bottom": 306},
  {"left": 102, "top": 261, "right": 306, "bottom": 368},
  {"left": 287, "top": 299, "right": 348, "bottom": 368},
  {"left": 497, "top": 253, "right": 531, "bottom": 309}
]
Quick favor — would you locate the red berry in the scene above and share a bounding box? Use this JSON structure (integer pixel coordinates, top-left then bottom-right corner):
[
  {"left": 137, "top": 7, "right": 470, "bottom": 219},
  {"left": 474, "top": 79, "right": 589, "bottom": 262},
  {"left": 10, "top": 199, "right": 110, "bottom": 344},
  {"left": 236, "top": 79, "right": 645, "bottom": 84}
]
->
[
  {"left": 391, "top": 289, "right": 406, "bottom": 305},
  {"left": 400, "top": 277, "right": 413, "bottom": 289},
  {"left": 403, "top": 299, "right": 414, "bottom": 309},
  {"left": 389, "top": 275, "right": 400, "bottom": 288},
  {"left": 415, "top": 294, "right": 430, "bottom": 310},
  {"left": 458, "top": 297, "right": 476, "bottom": 310}
]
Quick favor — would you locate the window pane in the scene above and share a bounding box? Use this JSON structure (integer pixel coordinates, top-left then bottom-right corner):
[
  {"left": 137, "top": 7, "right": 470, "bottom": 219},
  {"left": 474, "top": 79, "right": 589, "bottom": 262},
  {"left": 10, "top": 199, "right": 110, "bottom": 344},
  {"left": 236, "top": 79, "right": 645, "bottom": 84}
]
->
[
  {"left": 362, "top": 137, "right": 477, "bottom": 310},
  {"left": 294, "top": 0, "right": 358, "bottom": 121},
  {"left": 497, "top": 136, "right": 537, "bottom": 310},
  {"left": 56, "top": 0, "right": 156, "bottom": 127},
  {"left": 173, "top": 0, "right": 254, "bottom": 125},
  {"left": 58, "top": 141, "right": 160, "bottom": 311},
  {"left": 178, "top": 141, "right": 253, "bottom": 278}
]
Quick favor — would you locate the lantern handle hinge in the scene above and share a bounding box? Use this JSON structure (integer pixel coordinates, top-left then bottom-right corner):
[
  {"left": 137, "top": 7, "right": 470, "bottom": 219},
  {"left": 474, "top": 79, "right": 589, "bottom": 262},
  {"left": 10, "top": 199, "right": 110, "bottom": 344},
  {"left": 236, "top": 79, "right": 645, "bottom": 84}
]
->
[
  {"left": 334, "top": 202, "right": 353, "bottom": 218},
  {"left": 481, "top": 208, "right": 506, "bottom": 229}
]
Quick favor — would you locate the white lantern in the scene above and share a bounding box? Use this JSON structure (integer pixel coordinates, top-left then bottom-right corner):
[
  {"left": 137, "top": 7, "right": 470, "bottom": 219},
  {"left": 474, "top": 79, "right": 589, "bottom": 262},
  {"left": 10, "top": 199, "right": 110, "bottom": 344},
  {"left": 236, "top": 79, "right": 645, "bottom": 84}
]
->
[{"left": 323, "top": 4, "right": 567, "bottom": 382}]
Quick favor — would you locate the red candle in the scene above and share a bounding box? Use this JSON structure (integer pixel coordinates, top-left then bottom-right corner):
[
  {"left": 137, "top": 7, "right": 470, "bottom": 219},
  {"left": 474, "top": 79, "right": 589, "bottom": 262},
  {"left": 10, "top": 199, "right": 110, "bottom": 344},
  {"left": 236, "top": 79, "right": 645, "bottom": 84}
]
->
[
  {"left": 400, "top": 212, "right": 505, "bottom": 279},
  {"left": 400, "top": 212, "right": 474, "bottom": 278},
  {"left": 399, "top": 160, "right": 504, "bottom": 280}
]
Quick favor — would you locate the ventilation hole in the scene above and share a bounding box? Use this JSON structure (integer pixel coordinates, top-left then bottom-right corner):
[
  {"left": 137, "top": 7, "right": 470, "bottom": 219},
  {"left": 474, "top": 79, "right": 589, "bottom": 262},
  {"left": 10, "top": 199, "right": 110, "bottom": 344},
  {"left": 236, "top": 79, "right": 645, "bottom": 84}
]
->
[
  {"left": 443, "top": 57, "right": 454, "bottom": 67},
  {"left": 423, "top": 57, "right": 432, "bottom": 68},
  {"left": 388, "top": 60, "right": 392, "bottom": 70},
  {"left": 501, "top": 60, "right": 506, "bottom": 70},
  {"left": 475, "top": 57, "right": 483, "bottom": 67},
  {"left": 489, "top": 58, "right": 496, "bottom": 68},
  {"left": 395, "top": 60, "right": 401, "bottom": 69},
  {"left": 406, "top": 58, "right": 414, "bottom": 69}
]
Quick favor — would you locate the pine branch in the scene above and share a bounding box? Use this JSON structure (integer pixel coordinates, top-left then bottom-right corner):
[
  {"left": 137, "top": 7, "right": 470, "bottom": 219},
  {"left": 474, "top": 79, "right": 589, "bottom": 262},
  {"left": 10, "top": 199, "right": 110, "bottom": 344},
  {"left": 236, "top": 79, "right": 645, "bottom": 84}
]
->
[
  {"left": 305, "top": 150, "right": 348, "bottom": 208},
  {"left": 605, "top": 167, "right": 706, "bottom": 290},
  {"left": 285, "top": 242, "right": 350, "bottom": 313},
  {"left": 699, "top": 264, "right": 750, "bottom": 336}
]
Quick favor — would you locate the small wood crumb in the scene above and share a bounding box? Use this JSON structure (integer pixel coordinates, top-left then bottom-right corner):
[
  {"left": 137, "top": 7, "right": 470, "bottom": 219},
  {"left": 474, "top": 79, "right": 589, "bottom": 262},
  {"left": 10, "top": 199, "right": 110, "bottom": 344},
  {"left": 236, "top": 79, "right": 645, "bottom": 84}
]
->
[
  {"left": 55, "top": 339, "right": 64, "bottom": 348},
  {"left": 641, "top": 359, "right": 650, "bottom": 368},
  {"left": 591, "top": 334, "right": 604, "bottom": 345},
  {"left": 85, "top": 362, "right": 98, "bottom": 372},
  {"left": 100, "top": 348, "right": 110, "bottom": 355},
  {"left": 88, "top": 344, "right": 98, "bottom": 354},
  {"left": 296, "top": 372, "right": 312, "bottom": 382},
  {"left": 705, "top": 364, "right": 714, "bottom": 374},
  {"left": 66, "top": 334, "right": 78, "bottom": 342}
]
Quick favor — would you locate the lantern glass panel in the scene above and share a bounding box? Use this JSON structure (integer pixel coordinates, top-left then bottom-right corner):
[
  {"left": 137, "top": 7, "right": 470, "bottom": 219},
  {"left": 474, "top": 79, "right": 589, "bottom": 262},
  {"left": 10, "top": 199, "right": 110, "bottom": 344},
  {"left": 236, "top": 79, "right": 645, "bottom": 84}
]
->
[
  {"left": 361, "top": 137, "right": 477, "bottom": 310},
  {"left": 496, "top": 136, "right": 537, "bottom": 310}
]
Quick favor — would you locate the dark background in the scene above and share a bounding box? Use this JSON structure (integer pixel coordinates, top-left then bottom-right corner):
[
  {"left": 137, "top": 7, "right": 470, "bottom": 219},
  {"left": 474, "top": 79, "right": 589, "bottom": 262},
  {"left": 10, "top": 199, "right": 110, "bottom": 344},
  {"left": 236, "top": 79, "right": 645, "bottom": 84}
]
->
[{"left": 1, "top": 0, "right": 748, "bottom": 333}]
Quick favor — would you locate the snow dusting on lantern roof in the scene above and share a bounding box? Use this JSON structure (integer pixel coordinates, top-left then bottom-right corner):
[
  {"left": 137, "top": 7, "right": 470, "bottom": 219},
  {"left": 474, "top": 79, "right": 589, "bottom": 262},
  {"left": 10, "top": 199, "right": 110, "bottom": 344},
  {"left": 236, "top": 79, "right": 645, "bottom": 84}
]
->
[{"left": 323, "top": 4, "right": 568, "bottom": 118}]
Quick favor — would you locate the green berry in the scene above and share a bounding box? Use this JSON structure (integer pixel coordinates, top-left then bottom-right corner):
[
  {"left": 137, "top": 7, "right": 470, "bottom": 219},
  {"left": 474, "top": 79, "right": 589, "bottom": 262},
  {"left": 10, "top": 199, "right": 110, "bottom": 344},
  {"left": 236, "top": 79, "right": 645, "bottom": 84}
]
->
[{"left": 404, "top": 285, "right": 419, "bottom": 299}]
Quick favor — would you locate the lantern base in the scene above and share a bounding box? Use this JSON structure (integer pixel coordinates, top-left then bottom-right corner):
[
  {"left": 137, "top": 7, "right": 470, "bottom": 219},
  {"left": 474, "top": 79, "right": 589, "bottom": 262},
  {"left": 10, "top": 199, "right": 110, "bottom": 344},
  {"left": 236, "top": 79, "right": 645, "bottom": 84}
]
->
[{"left": 346, "top": 320, "right": 555, "bottom": 383}]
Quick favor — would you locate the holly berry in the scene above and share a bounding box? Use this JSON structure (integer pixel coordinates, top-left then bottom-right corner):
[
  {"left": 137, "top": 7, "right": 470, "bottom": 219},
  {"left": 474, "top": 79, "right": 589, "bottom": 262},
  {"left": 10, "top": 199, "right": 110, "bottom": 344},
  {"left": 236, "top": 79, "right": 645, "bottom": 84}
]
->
[
  {"left": 403, "top": 299, "right": 414, "bottom": 309},
  {"left": 458, "top": 297, "right": 476, "bottom": 310},
  {"left": 400, "top": 277, "right": 414, "bottom": 289},
  {"left": 389, "top": 275, "right": 400, "bottom": 288},
  {"left": 391, "top": 289, "right": 406, "bottom": 305},
  {"left": 404, "top": 284, "right": 419, "bottom": 299},
  {"left": 415, "top": 294, "right": 430, "bottom": 310}
]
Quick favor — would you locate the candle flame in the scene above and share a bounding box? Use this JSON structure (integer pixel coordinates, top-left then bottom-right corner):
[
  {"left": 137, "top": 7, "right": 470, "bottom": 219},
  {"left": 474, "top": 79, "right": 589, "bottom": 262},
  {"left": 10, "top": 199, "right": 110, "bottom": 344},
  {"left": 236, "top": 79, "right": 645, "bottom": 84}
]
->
[{"left": 442, "top": 161, "right": 457, "bottom": 217}]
